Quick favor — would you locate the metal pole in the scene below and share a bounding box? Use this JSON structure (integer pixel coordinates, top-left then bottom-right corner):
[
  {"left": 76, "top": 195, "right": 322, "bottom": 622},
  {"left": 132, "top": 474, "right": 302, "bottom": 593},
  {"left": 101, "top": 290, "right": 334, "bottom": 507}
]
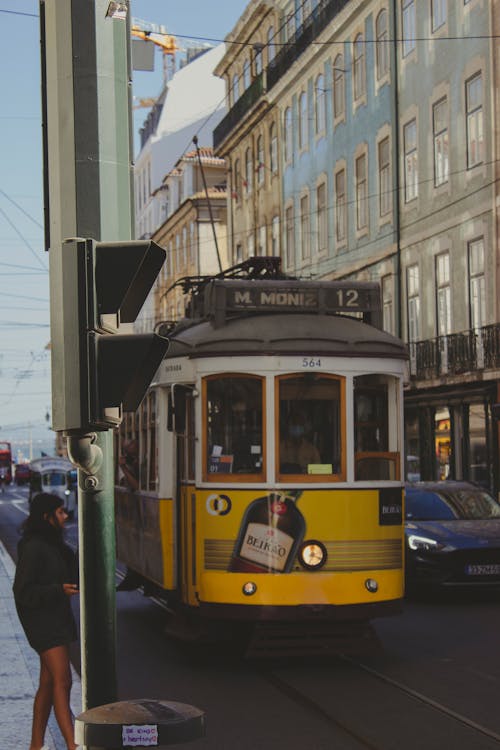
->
[{"left": 69, "top": 431, "right": 117, "bottom": 709}]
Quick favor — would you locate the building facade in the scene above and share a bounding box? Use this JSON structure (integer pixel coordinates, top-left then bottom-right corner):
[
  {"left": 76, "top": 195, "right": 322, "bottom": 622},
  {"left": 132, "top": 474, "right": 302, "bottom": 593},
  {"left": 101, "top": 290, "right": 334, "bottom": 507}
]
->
[{"left": 212, "top": 0, "right": 500, "bottom": 494}]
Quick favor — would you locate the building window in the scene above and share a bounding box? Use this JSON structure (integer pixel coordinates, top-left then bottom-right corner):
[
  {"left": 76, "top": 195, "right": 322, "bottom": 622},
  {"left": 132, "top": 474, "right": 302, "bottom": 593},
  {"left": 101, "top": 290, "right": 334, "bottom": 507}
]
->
[
  {"left": 317, "top": 182, "right": 327, "bottom": 254},
  {"left": 235, "top": 243, "right": 243, "bottom": 263},
  {"left": 355, "top": 153, "right": 368, "bottom": 231},
  {"left": 404, "top": 119, "right": 418, "bottom": 202},
  {"left": 267, "top": 26, "right": 276, "bottom": 65},
  {"left": 436, "top": 252, "right": 451, "bottom": 336},
  {"left": 466, "top": 73, "right": 484, "bottom": 168},
  {"left": 299, "top": 91, "right": 308, "bottom": 149},
  {"left": 257, "top": 226, "right": 266, "bottom": 256},
  {"left": 376, "top": 10, "right": 389, "bottom": 80},
  {"left": 257, "top": 135, "right": 264, "bottom": 186},
  {"left": 433, "top": 98, "right": 449, "bottom": 186},
  {"left": 285, "top": 205, "right": 294, "bottom": 267},
  {"left": 190, "top": 222, "right": 196, "bottom": 264},
  {"left": 382, "top": 275, "right": 393, "bottom": 334},
  {"left": 335, "top": 169, "right": 346, "bottom": 243},
  {"left": 353, "top": 34, "right": 365, "bottom": 100},
  {"left": 245, "top": 147, "right": 253, "bottom": 194},
  {"left": 254, "top": 46, "right": 263, "bottom": 76},
  {"left": 232, "top": 74, "right": 239, "bottom": 105},
  {"left": 468, "top": 238, "right": 486, "bottom": 330},
  {"left": 272, "top": 215, "right": 280, "bottom": 256},
  {"left": 431, "top": 0, "right": 446, "bottom": 32},
  {"left": 269, "top": 123, "right": 278, "bottom": 174},
  {"left": 233, "top": 159, "right": 241, "bottom": 202},
  {"left": 378, "top": 136, "right": 391, "bottom": 217},
  {"left": 402, "top": 0, "right": 416, "bottom": 57},
  {"left": 284, "top": 106, "right": 293, "bottom": 162},
  {"left": 407, "top": 264, "right": 420, "bottom": 345},
  {"left": 333, "top": 55, "right": 345, "bottom": 118},
  {"left": 243, "top": 59, "right": 251, "bottom": 89},
  {"left": 248, "top": 232, "right": 255, "bottom": 258},
  {"left": 300, "top": 194, "right": 310, "bottom": 261},
  {"left": 315, "top": 74, "right": 326, "bottom": 134}
]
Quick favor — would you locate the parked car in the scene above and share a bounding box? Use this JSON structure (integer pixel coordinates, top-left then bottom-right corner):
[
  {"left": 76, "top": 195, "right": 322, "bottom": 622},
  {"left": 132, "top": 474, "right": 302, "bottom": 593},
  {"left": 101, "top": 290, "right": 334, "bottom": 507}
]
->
[
  {"left": 405, "top": 481, "right": 500, "bottom": 590},
  {"left": 14, "top": 463, "right": 30, "bottom": 486}
]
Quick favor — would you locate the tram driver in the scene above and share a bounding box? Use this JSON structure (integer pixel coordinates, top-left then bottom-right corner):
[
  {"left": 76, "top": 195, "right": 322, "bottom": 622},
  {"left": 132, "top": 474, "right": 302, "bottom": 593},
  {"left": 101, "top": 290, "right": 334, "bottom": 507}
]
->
[{"left": 280, "top": 410, "right": 320, "bottom": 474}]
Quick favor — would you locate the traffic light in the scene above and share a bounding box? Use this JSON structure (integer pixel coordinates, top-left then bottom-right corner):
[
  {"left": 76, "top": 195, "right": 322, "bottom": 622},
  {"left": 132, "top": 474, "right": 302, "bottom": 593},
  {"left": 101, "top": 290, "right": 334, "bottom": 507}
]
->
[{"left": 51, "top": 238, "right": 169, "bottom": 433}]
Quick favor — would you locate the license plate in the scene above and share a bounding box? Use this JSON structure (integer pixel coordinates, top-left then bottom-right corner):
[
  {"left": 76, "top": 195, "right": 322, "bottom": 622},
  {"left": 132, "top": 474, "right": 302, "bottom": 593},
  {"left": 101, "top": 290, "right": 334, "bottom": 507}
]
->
[{"left": 466, "top": 564, "right": 500, "bottom": 576}]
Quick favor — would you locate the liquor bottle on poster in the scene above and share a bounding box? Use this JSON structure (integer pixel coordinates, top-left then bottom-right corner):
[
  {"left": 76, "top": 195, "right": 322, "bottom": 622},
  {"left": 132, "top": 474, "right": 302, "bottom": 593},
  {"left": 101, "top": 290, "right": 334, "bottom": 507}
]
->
[{"left": 229, "top": 491, "right": 305, "bottom": 573}]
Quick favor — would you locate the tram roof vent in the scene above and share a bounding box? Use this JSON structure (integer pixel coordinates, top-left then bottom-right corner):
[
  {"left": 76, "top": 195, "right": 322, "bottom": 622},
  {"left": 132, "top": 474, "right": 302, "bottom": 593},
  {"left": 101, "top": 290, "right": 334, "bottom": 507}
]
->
[{"left": 202, "top": 279, "right": 383, "bottom": 329}]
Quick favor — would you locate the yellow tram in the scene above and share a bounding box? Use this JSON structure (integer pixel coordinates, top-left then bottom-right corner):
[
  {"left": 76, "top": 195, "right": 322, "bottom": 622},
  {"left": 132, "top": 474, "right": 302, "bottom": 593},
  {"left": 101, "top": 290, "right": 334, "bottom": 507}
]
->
[{"left": 115, "top": 259, "right": 407, "bottom": 646}]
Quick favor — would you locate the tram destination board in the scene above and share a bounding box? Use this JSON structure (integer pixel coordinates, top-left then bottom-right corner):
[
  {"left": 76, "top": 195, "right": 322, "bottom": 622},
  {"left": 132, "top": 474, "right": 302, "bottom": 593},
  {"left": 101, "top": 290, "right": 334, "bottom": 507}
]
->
[{"left": 206, "top": 280, "right": 382, "bottom": 328}]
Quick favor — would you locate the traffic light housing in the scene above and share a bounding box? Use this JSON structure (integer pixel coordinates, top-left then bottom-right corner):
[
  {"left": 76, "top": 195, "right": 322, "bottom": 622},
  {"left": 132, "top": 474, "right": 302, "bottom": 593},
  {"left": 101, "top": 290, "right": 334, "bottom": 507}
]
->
[{"left": 51, "top": 238, "right": 169, "bottom": 433}]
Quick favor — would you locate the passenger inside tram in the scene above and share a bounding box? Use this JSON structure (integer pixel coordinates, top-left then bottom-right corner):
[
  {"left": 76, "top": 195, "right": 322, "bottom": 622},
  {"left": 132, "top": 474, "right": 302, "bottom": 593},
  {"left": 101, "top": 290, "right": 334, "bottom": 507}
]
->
[{"left": 280, "top": 410, "right": 321, "bottom": 474}]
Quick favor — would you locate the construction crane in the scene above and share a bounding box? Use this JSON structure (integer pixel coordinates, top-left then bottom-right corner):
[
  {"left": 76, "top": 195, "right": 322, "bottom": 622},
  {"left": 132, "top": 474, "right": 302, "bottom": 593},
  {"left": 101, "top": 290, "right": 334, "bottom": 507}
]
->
[
  {"left": 131, "top": 20, "right": 179, "bottom": 85},
  {"left": 131, "top": 18, "right": 215, "bottom": 106}
]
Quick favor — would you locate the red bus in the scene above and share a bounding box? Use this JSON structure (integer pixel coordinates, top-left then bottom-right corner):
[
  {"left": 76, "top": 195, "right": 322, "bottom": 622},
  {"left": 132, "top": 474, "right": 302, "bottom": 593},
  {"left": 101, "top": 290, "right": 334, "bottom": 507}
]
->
[{"left": 0, "top": 442, "right": 12, "bottom": 484}]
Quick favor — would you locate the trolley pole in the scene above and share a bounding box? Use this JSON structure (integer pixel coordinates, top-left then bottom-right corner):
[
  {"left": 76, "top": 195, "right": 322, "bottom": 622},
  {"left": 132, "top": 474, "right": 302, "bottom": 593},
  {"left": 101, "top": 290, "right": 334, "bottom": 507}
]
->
[{"left": 40, "top": 0, "right": 134, "bottom": 709}]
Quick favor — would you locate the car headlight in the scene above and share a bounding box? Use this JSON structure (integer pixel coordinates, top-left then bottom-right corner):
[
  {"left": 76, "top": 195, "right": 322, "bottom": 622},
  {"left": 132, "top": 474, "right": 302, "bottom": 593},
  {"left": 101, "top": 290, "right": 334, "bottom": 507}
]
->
[{"left": 407, "top": 534, "right": 444, "bottom": 551}]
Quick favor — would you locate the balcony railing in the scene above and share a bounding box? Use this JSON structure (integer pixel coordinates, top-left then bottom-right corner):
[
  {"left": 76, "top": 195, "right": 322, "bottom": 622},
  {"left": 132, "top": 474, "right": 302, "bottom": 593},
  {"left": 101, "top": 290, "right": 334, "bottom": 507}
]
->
[
  {"left": 409, "top": 324, "right": 500, "bottom": 380},
  {"left": 213, "top": 73, "right": 265, "bottom": 149},
  {"left": 267, "top": 0, "right": 350, "bottom": 90},
  {"left": 213, "top": 0, "right": 351, "bottom": 149}
]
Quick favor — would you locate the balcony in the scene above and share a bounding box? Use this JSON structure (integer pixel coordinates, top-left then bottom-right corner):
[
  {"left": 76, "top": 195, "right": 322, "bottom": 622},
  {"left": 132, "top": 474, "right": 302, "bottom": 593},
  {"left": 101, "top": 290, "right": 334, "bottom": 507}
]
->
[
  {"left": 213, "top": 73, "right": 265, "bottom": 149},
  {"left": 267, "top": 0, "right": 350, "bottom": 90},
  {"left": 213, "top": 0, "right": 351, "bottom": 150},
  {"left": 409, "top": 324, "right": 500, "bottom": 381}
]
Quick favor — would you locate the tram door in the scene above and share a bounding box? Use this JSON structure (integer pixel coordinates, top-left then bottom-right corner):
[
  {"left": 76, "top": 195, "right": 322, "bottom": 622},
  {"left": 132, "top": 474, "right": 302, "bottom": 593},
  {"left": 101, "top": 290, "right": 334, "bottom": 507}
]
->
[{"left": 175, "top": 389, "right": 196, "bottom": 605}]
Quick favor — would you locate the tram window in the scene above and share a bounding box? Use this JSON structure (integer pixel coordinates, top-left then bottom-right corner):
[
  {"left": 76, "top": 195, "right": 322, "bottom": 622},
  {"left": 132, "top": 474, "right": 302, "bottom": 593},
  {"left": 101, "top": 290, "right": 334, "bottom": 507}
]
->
[
  {"left": 278, "top": 374, "right": 343, "bottom": 477},
  {"left": 205, "top": 375, "right": 264, "bottom": 477},
  {"left": 354, "top": 374, "right": 400, "bottom": 480}
]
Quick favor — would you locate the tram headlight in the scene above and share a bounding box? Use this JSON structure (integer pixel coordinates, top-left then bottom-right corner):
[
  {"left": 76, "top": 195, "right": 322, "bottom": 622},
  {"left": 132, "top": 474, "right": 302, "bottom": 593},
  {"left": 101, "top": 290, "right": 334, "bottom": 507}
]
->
[
  {"left": 299, "top": 541, "right": 327, "bottom": 570},
  {"left": 365, "top": 578, "right": 379, "bottom": 593},
  {"left": 242, "top": 582, "right": 257, "bottom": 596}
]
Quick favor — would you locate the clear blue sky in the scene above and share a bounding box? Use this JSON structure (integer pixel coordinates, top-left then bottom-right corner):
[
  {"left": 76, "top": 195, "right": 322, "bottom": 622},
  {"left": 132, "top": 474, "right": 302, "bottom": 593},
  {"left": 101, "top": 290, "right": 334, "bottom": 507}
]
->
[{"left": 0, "top": 0, "right": 247, "bottom": 455}]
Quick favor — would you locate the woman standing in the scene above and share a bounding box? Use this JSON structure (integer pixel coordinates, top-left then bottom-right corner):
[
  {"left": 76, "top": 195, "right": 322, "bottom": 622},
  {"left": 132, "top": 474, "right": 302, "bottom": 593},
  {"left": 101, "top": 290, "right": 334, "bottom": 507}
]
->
[{"left": 13, "top": 492, "right": 79, "bottom": 750}]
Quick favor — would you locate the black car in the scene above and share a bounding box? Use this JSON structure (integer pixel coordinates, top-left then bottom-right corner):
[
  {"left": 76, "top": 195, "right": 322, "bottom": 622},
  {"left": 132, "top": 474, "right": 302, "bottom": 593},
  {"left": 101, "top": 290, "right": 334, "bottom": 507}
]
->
[{"left": 405, "top": 481, "right": 500, "bottom": 590}]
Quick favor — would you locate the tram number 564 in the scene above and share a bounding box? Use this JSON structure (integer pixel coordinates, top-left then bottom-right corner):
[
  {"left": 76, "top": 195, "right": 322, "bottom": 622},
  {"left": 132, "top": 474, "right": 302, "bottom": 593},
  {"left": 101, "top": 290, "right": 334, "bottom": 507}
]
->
[{"left": 302, "top": 358, "right": 322, "bottom": 368}]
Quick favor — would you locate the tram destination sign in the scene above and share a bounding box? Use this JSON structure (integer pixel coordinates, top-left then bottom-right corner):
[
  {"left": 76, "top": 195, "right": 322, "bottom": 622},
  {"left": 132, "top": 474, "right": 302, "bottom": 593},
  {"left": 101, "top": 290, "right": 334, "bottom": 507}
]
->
[{"left": 206, "top": 280, "right": 382, "bottom": 328}]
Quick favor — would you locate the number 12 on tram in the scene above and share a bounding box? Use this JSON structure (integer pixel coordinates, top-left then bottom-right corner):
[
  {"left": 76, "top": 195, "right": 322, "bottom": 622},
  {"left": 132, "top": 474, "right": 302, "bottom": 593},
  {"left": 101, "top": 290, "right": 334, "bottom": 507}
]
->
[{"left": 115, "top": 267, "right": 408, "bottom": 636}]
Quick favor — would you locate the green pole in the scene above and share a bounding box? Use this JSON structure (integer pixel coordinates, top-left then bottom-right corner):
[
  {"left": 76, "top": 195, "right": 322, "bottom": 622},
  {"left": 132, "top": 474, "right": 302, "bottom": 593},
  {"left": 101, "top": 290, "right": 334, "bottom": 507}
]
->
[{"left": 76, "top": 431, "right": 117, "bottom": 708}]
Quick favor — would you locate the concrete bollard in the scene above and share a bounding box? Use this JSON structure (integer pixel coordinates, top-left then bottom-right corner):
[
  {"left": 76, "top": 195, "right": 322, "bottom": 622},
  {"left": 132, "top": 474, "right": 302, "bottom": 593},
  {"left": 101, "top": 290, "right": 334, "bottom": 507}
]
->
[{"left": 75, "top": 698, "right": 205, "bottom": 749}]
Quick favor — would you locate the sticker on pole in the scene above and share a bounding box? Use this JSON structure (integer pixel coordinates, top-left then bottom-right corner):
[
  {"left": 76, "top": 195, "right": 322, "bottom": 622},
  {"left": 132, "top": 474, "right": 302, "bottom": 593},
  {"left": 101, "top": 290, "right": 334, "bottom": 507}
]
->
[{"left": 122, "top": 724, "right": 159, "bottom": 746}]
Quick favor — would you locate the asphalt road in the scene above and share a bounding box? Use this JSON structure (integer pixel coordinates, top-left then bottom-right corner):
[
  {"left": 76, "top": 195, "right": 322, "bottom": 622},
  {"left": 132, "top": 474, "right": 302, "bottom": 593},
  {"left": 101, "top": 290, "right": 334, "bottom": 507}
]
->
[{"left": 3, "top": 483, "right": 500, "bottom": 750}]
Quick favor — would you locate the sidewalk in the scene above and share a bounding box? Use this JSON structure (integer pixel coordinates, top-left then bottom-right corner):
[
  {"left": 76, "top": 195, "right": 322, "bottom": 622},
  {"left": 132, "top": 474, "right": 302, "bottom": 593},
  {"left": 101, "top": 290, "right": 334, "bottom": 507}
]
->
[{"left": 0, "top": 540, "right": 82, "bottom": 750}]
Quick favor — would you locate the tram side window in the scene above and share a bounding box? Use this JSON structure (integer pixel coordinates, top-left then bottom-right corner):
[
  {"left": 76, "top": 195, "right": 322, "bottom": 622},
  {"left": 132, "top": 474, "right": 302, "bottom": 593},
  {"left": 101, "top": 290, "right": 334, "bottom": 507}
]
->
[
  {"left": 278, "top": 374, "right": 343, "bottom": 477},
  {"left": 205, "top": 376, "right": 264, "bottom": 476},
  {"left": 354, "top": 374, "right": 400, "bottom": 480}
]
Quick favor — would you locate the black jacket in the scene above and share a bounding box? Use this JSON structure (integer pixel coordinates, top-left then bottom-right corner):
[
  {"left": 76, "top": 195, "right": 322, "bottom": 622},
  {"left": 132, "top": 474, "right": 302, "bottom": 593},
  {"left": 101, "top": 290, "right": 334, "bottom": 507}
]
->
[{"left": 13, "top": 535, "right": 78, "bottom": 654}]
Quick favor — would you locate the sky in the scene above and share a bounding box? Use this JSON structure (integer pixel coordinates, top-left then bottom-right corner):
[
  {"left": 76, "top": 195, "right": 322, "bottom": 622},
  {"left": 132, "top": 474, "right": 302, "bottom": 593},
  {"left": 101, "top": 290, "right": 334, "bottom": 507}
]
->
[{"left": 0, "top": 0, "right": 247, "bottom": 458}]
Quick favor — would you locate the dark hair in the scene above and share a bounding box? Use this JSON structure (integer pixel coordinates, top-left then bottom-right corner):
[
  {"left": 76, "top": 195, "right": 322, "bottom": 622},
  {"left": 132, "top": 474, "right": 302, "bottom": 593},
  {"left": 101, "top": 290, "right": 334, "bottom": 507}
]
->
[{"left": 20, "top": 492, "right": 64, "bottom": 545}]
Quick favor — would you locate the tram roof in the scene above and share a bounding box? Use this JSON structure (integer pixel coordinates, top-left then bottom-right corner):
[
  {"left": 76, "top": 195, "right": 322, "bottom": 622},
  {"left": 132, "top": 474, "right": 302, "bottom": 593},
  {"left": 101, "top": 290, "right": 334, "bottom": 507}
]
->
[{"left": 165, "top": 312, "right": 408, "bottom": 359}]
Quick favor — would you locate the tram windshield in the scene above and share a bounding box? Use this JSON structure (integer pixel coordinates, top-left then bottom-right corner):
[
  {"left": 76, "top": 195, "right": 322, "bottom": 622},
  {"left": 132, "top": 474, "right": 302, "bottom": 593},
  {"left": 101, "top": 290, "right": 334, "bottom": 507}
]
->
[
  {"left": 278, "top": 374, "right": 342, "bottom": 477},
  {"left": 206, "top": 375, "right": 264, "bottom": 475}
]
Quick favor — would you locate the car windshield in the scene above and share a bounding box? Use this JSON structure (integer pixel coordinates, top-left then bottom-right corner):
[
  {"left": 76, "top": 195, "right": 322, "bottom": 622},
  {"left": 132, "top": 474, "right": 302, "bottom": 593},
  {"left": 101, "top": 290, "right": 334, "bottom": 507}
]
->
[{"left": 406, "top": 487, "right": 500, "bottom": 521}]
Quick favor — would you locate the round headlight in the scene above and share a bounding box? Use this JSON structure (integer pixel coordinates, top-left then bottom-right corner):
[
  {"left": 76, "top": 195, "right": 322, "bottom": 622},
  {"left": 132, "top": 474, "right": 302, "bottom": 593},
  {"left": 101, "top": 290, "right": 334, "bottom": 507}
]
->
[
  {"left": 365, "top": 578, "right": 378, "bottom": 593},
  {"left": 299, "top": 540, "right": 327, "bottom": 570},
  {"left": 242, "top": 581, "right": 257, "bottom": 596}
]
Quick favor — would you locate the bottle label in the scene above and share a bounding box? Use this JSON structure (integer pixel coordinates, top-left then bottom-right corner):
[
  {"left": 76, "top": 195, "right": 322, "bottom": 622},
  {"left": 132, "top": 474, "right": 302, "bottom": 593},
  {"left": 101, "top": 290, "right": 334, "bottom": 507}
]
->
[{"left": 239, "top": 522, "right": 294, "bottom": 572}]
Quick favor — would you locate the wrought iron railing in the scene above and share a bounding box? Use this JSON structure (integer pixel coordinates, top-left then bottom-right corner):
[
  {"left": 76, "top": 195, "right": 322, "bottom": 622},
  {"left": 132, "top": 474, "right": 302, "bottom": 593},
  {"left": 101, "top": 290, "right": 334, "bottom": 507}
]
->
[
  {"left": 266, "top": 0, "right": 350, "bottom": 90},
  {"left": 213, "top": 0, "right": 351, "bottom": 149},
  {"left": 409, "top": 324, "right": 500, "bottom": 380},
  {"left": 213, "top": 73, "right": 265, "bottom": 149}
]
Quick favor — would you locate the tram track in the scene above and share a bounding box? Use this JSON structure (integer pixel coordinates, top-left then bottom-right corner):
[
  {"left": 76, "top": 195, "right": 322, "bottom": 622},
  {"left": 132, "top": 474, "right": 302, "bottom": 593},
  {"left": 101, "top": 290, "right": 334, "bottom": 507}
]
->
[{"left": 257, "top": 653, "right": 500, "bottom": 750}]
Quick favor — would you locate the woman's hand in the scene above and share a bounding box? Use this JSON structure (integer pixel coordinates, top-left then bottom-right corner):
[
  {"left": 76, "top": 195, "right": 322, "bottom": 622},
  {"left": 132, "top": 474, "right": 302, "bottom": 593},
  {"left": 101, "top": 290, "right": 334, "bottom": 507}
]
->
[{"left": 63, "top": 583, "right": 79, "bottom": 597}]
